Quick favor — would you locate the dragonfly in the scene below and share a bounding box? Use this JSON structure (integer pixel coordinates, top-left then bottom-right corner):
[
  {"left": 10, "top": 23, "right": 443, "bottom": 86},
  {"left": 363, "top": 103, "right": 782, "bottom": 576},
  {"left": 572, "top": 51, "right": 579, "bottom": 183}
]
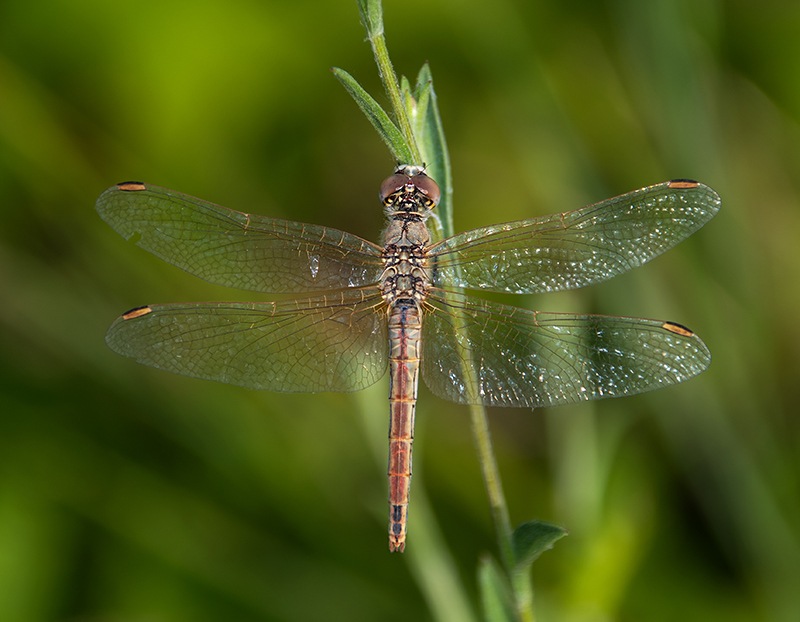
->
[{"left": 97, "top": 167, "right": 720, "bottom": 552}]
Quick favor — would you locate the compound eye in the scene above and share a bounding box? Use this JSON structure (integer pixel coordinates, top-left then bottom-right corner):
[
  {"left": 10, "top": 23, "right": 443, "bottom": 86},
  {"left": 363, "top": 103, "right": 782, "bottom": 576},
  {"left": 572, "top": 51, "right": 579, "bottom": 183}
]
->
[
  {"left": 412, "top": 173, "right": 441, "bottom": 207},
  {"left": 380, "top": 173, "right": 409, "bottom": 203}
]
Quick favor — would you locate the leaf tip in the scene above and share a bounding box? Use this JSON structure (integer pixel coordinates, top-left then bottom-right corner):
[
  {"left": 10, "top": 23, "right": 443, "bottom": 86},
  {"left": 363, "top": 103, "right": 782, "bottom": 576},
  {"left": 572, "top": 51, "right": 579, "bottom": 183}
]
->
[{"left": 512, "top": 520, "right": 568, "bottom": 572}]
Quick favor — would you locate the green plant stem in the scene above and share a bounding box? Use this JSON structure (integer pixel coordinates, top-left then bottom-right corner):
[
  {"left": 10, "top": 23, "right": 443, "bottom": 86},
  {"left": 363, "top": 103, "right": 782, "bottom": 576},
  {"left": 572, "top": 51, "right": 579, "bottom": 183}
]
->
[
  {"left": 470, "top": 405, "right": 535, "bottom": 622},
  {"left": 512, "top": 572, "right": 536, "bottom": 622},
  {"left": 469, "top": 403, "right": 513, "bottom": 565},
  {"left": 367, "top": 29, "right": 422, "bottom": 164}
]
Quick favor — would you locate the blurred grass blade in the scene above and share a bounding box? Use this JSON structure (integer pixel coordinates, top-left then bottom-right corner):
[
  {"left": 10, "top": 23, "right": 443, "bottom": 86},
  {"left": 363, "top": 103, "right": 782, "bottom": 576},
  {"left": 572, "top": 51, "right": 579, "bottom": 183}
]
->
[
  {"left": 478, "top": 556, "right": 516, "bottom": 622},
  {"left": 331, "top": 67, "right": 413, "bottom": 164},
  {"left": 357, "top": 0, "right": 383, "bottom": 38},
  {"left": 512, "top": 521, "right": 568, "bottom": 573}
]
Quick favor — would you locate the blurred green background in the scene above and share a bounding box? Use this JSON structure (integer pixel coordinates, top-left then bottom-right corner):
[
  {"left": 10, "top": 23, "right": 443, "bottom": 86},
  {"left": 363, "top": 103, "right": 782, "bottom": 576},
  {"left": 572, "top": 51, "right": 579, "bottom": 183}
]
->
[{"left": 1, "top": 0, "right": 798, "bottom": 620}]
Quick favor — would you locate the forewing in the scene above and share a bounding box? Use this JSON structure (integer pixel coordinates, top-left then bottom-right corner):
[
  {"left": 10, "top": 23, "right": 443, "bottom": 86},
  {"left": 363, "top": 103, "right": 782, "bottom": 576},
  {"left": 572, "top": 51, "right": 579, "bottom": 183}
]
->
[
  {"left": 429, "top": 180, "right": 720, "bottom": 294},
  {"left": 421, "top": 291, "right": 710, "bottom": 408},
  {"left": 96, "top": 182, "right": 384, "bottom": 293},
  {"left": 106, "top": 288, "right": 388, "bottom": 392}
]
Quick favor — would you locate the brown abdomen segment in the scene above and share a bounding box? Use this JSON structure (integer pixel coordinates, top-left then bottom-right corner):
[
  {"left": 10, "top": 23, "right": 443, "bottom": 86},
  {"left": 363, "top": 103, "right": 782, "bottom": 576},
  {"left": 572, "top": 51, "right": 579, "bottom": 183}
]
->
[{"left": 387, "top": 303, "right": 422, "bottom": 552}]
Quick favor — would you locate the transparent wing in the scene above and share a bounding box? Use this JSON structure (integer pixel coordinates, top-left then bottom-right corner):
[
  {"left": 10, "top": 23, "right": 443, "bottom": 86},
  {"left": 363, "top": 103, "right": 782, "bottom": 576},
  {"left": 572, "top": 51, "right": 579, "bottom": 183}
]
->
[
  {"left": 96, "top": 182, "right": 385, "bottom": 293},
  {"left": 421, "top": 290, "right": 711, "bottom": 408},
  {"left": 106, "top": 288, "right": 388, "bottom": 392},
  {"left": 428, "top": 180, "right": 720, "bottom": 294}
]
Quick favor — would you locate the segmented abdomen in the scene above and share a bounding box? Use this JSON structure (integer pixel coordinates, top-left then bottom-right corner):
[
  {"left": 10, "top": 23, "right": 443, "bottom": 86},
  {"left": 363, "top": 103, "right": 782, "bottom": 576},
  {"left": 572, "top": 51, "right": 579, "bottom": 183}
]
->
[{"left": 387, "top": 302, "right": 422, "bottom": 552}]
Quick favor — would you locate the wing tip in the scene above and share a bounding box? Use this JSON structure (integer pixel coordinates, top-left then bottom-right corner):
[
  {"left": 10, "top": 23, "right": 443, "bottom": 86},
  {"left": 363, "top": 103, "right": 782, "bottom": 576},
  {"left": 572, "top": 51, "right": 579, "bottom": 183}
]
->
[
  {"left": 666, "top": 178, "right": 722, "bottom": 219},
  {"left": 96, "top": 181, "right": 147, "bottom": 214},
  {"left": 661, "top": 321, "right": 713, "bottom": 371}
]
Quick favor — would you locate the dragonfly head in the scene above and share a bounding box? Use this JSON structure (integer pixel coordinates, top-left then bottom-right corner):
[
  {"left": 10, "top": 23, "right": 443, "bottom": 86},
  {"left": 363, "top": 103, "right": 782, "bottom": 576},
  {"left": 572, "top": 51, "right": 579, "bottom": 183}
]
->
[{"left": 380, "top": 165, "right": 441, "bottom": 215}]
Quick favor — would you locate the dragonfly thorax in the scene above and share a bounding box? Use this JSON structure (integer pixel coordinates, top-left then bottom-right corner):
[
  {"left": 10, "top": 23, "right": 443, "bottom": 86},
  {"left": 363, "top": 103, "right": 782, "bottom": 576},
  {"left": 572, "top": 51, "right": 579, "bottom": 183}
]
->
[{"left": 380, "top": 245, "right": 430, "bottom": 306}]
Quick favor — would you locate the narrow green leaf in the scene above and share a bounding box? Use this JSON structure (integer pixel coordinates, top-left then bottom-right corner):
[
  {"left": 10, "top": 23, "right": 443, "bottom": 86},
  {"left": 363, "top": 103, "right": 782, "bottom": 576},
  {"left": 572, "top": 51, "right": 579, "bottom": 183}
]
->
[
  {"left": 414, "top": 62, "right": 433, "bottom": 96},
  {"left": 357, "top": 0, "right": 384, "bottom": 38},
  {"left": 512, "top": 520, "right": 568, "bottom": 573},
  {"left": 478, "top": 556, "right": 516, "bottom": 622},
  {"left": 400, "top": 74, "right": 415, "bottom": 120},
  {"left": 411, "top": 64, "right": 453, "bottom": 239},
  {"left": 410, "top": 74, "right": 430, "bottom": 124},
  {"left": 331, "top": 67, "right": 413, "bottom": 164}
]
